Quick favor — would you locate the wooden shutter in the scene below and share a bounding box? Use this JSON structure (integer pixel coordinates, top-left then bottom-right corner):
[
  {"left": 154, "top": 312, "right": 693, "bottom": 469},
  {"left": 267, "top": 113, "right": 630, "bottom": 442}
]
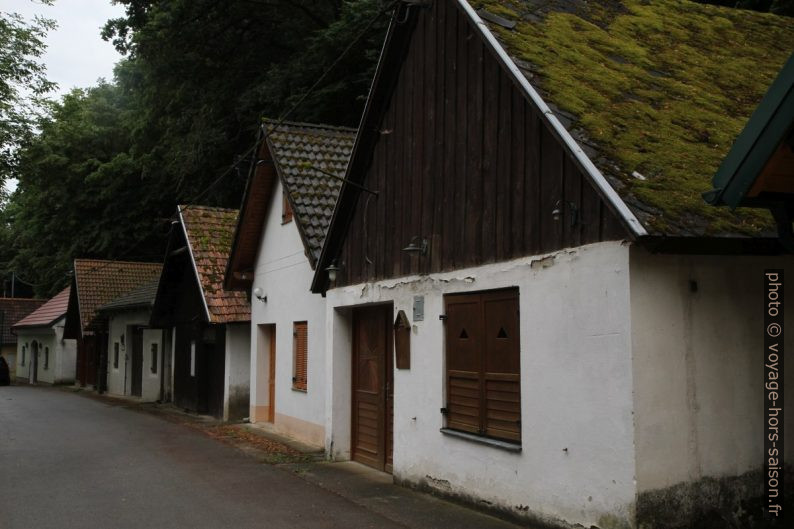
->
[
  {"left": 482, "top": 290, "right": 521, "bottom": 442},
  {"left": 293, "top": 321, "right": 308, "bottom": 390},
  {"left": 282, "top": 190, "right": 293, "bottom": 223},
  {"left": 445, "top": 294, "right": 483, "bottom": 435},
  {"left": 444, "top": 288, "right": 521, "bottom": 443}
]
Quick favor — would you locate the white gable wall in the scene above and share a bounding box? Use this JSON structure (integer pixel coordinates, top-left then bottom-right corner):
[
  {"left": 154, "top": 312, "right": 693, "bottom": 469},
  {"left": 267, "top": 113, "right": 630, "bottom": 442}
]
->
[
  {"left": 249, "top": 178, "right": 326, "bottom": 447},
  {"left": 15, "top": 318, "right": 76, "bottom": 385},
  {"left": 105, "top": 309, "right": 162, "bottom": 401},
  {"left": 325, "top": 241, "right": 636, "bottom": 527}
]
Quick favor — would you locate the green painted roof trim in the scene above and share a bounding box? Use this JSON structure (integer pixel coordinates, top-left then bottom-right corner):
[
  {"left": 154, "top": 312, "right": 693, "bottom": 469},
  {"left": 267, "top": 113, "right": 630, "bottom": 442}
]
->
[{"left": 706, "top": 53, "right": 794, "bottom": 209}]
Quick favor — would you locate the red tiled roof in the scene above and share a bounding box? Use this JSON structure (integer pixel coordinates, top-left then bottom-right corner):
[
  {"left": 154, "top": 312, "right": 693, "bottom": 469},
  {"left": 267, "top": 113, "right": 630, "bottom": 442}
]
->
[
  {"left": 179, "top": 206, "right": 250, "bottom": 324},
  {"left": 0, "top": 298, "right": 46, "bottom": 345},
  {"left": 73, "top": 259, "right": 163, "bottom": 333},
  {"left": 12, "top": 287, "right": 71, "bottom": 329}
]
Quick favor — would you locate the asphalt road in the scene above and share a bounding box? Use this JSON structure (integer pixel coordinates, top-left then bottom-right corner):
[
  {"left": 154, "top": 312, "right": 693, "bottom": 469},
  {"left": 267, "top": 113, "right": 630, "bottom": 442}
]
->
[{"left": 0, "top": 385, "right": 522, "bottom": 529}]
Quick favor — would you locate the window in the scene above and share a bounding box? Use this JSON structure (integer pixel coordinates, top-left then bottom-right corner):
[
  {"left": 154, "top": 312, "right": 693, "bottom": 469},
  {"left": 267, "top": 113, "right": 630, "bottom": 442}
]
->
[
  {"left": 190, "top": 340, "right": 196, "bottom": 377},
  {"left": 292, "top": 321, "right": 307, "bottom": 391},
  {"left": 44, "top": 347, "right": 49, "bottom": 370},
  {"left": 444, "top": 288, "right": 521, "bottom": 444},
  {"left": 151, "top": 343, "right": 158, "bottom": 374},
  {"left": 21, "top": 345, "right": 26, "bottom": 366},
  {"left": 113, "top": 343, "right": 120, "bottom": 369},
  {"left": 282, "top": 190, "right": 293, "bottom": 224}
]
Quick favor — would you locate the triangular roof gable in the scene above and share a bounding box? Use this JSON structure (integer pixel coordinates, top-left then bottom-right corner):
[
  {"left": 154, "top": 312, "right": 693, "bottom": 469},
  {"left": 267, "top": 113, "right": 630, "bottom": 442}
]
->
[
  {"left": 178, "top": 205, "right": 250, "bottom": 324},
  {"left": 225, "top": 121, "right": 356, "bottom": 291},
  {"left": 312, "top": 0, "right": 644, "bottom": 293},
  {"left": 12, "top": 287, "right": 70, "bottom": 330},
  {"left": 313, "top": 0, "right": 794, "bottom": 293},
  {"left": 0, "top": 298, "right": 46, "bottom": 343},
  {"left": 64, "top": 259, "right": 163, "bottom": 337}
]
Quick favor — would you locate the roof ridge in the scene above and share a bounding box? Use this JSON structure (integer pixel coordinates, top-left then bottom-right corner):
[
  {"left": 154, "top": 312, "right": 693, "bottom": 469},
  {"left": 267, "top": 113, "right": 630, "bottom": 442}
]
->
[
  {"left": 0, "top": 297, "right": 44, "bottom": 301},
  {"left": 261, "top": 117, "right": 357, "bottom": 134},
  {"left": 178, "top": 204, "right": 239, "bottom": 213},
  {"left": 74, "top": 258, "right": 162, "bottom": 267}
]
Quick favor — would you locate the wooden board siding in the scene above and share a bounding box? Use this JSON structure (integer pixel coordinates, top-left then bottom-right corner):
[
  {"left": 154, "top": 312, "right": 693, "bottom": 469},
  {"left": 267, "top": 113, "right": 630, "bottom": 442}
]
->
[{"left": 333, "top": 0, "right": 626, "bottom": 288}]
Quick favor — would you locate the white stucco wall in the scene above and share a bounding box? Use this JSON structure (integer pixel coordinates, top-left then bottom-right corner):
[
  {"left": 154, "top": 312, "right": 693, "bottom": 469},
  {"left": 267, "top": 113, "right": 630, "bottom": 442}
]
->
[
  {"left": 15, "top": 318, "right": 75, "bottom": 384},
  {"left": 325, "top": 241, "right": 636, "bottom": 527},
  {"left": 224, "top": 322, "right": 251, "bottom": 421},
  {"left": 249, "top": 179, "right": 326, "bottom": 447},
  {"left": 15, "top": 338, "right": 29, "bottom": 381},
  {"left": 105, "top": 309, "right": 162, "bottom": 401},
  {"left": 630, "top": 248, "right": 794, "bottom": 494}
]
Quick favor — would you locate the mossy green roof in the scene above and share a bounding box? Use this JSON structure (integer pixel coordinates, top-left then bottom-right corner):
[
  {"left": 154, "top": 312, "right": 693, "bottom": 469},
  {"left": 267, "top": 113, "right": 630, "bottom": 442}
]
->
[{"left": 470, "top": 0, "right": 794, "bottom": 236}]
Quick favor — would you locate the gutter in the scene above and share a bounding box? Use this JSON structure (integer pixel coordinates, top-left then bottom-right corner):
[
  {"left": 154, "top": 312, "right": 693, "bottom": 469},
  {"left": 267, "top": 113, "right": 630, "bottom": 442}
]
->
[{"left": 456, "top": 0, "right": 648, "bottom": 239}]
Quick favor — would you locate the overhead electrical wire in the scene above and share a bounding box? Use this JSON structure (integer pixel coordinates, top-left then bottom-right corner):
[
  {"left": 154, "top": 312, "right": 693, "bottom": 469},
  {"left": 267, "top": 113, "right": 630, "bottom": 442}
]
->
[{"left": 26, "top": 0, "right": 401, "bottom": 284}]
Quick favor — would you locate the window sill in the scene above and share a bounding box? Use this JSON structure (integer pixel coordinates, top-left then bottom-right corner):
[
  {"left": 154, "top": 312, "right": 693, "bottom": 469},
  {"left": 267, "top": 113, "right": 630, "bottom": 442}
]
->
[
  {"left": 291, "top": 387, "right": 307, "bottom": 393},
  {"left": 440, "top": 428, "right": 522, "bottom": 452}
]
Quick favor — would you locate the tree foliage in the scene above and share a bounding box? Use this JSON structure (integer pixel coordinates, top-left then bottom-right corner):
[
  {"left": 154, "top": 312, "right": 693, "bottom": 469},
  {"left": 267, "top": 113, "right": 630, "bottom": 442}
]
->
[
  {"left": 0, "top": 4, "right": 56, "bottom": 184},
  {"left": 4, "top": 0, "right": 391, "bottom": 296}
]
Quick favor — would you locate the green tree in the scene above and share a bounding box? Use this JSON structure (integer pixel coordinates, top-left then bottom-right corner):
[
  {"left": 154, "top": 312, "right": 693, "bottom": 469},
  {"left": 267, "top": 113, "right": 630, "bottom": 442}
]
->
[
  {"left": 6, "top": 1, "right": 393, "bottom": 295},
  {"left": 0, "top": 3, "right": 56, "bottom": 183},
  {"left": 10, "top": 84, "right": 169, "bottom": 295}
]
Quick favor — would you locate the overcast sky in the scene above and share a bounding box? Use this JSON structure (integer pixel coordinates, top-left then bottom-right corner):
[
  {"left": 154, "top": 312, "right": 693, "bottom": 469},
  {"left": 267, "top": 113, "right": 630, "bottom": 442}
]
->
[
  {"left": 4, "top": 0, "right": 124, "bottom": 194},
  {"left": 7, "top": 0, "right": 125, "bottom": 97}
]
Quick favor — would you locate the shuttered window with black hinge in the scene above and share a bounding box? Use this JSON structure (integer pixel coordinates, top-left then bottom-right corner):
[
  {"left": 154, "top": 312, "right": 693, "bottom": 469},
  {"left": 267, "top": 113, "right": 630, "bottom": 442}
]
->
[{"left": 443, "top": 288, "right": 521, "bottom": 444}]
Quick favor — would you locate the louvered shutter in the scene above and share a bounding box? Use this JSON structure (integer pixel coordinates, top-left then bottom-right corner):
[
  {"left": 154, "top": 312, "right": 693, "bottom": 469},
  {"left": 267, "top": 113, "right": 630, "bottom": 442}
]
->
[
  {"left": 482, "top": 290, "right": 521, "bottom": 442},
  {"left": 444, "top": 289, "right": 521, "bottom": 443},
  {"left": 444, "top": 294, "right": 483, "bottom": 435},
  {"left": 293, "top": 321, "right": 308, "bottom": 391}
]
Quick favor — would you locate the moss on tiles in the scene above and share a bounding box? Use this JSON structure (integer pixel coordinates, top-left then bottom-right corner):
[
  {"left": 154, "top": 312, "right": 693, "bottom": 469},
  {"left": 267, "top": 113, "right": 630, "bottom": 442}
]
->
[{"left": 471, "top": 0, "right": 794, "bottom": 236}]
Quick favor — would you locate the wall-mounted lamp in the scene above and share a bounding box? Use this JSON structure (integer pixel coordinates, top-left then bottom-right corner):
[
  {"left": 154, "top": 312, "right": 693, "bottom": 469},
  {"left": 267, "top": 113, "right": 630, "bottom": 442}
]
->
[
  {"left": 551, "top": 200, "right": 579, "bottom": 227},
  {"left": 402, "top": 236, "right": 429, "bottom": 256},
  {"left": 253, "top": 287, "right": 267, "bottom": 303},
  {"left": 325, "top": 261, "right": 342, "bottom": 282},
  {"left": 120, "top": 334, "right": 126, "bottom": 349}
]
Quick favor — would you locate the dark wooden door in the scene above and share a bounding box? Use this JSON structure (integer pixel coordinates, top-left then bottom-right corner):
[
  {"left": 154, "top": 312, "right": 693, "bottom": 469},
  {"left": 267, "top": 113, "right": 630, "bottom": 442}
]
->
[
  {"left": 174, "top": 323, "right": 199, "bottom": 412},
  {"left": 206, "top": 325, "right": 226, "bottom": 419},
  {"left": 352, "top": 305, "right": 393, "bottom": 472},
  {"left": 268, "top": 326, "right": 276, "bottom": 422},
  {"left": 130, "top": 327, "right": 143, "bottom": 397},
  {"left": 31, "top": 341, "right": 38, "bottom": 384},
  {"left": 85, "top": 336, "right": 97, "bottom": 386}
]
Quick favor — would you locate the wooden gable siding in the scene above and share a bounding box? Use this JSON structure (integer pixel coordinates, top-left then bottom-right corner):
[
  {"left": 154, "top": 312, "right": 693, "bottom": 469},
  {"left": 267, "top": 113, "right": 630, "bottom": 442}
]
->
[
  {"left": 225, "top": 141, "right": 278, "bottom": 290},
  {"left": 333, "top": 1, "right": 626, "bottom": 287}
]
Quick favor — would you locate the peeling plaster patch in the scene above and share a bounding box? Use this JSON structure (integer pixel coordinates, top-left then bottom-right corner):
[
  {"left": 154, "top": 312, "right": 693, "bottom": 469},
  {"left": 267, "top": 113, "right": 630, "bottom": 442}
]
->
[
  {"left": 345, "top": 243, "right": 621, "bottom": 300},
  {"left": 531, "top": 255, "right": 556, "bottom": 270},
  {"left": 424, "top": 475, "right": 452, "bottom": 491}
]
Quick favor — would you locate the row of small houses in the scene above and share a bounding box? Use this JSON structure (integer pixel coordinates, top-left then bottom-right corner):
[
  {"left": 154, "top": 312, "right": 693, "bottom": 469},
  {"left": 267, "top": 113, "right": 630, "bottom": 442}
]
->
[{"left": 1, "top": 2, "right": 793, "bottom": 527}]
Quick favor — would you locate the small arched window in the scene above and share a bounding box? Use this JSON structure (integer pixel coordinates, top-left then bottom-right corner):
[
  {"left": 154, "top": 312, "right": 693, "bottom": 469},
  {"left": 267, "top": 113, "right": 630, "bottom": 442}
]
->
[
  {"left": 44, "top": 347, "right": 50, "bottom": 369},
  {"left": 21, "top": 345, "right": 26, "bottom": 366}
]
